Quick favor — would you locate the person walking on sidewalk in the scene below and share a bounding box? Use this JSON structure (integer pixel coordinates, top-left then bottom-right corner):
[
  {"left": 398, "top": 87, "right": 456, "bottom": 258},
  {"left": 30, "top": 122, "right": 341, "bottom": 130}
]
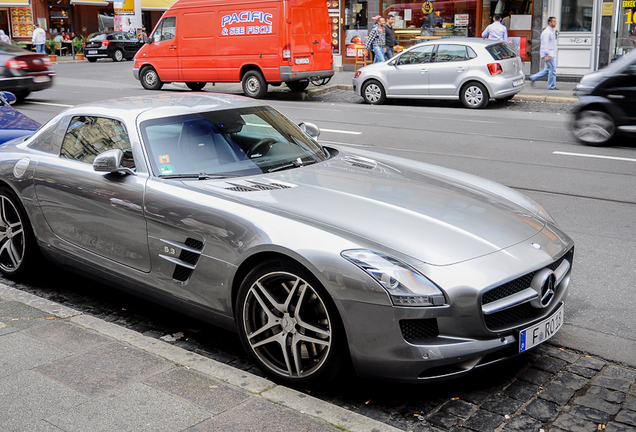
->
[
  {"left": 482, "top": 14, "right": 508, "bottom": 41},
  {"left": 365, "top": 17, "right": 387, "bottom": 63},
  {"left": 385, "top": 15, "right": 397, "bottom": 59},
  {"left": 32, "top": 23, "right": 46, "bottom": 54},
  {"left": 530, "top": 17, "right": 558, "bottom": 90}
]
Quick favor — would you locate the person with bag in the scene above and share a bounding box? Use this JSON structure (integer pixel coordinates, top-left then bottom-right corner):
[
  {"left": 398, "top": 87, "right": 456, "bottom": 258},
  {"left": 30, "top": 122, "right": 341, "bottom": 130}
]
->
[{"left": 365, "top": 16, "right": 387, "bottom": 63}]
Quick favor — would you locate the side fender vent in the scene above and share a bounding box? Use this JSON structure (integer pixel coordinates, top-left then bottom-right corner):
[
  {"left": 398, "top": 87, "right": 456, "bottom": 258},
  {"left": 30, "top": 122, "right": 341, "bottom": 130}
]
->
[{"left": 160, "top": 237, "right": 204, "bottom": 282}]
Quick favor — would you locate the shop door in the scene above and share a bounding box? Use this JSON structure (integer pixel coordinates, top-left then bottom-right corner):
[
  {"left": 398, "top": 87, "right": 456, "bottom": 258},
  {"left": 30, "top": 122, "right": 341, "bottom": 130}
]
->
[
  {"left": 552, "top": 0, "right": 597, "bottom": 75},
  {"left": 387, "top": 44, "right": 433, "bottom": 95}
]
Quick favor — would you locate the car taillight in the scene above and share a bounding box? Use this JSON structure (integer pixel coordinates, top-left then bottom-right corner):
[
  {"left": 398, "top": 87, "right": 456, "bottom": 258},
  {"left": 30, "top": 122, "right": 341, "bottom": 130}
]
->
[
  {"left": 282, "top": 44, "right": 291, "bottom": 60},
  {"left": 487, "top": 63, "right": 503, "bottom": 75},
  {"left": 6, "top": 59, "right": 28, "bottom": 69},
  {"left": 101, "top": 40, "right": 110, "bottom": 47},
  {"left": 42, "top": 57, "right": 51, "bottom": 66}
]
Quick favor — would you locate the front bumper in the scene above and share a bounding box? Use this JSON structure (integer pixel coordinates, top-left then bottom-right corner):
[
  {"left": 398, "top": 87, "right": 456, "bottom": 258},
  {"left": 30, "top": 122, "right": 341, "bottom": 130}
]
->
[{"left": 279, "top": 66, "right": 334, "bottom": 82}]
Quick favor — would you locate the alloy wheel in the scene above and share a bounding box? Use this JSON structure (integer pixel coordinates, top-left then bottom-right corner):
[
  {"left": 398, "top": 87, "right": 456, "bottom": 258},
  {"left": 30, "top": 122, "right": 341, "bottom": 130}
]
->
[
  {"left": 242, "top": 271, "right": 332, "bottom": 379},
  {"left": 573, "top": 110, "right": 615, "bottom": 144},
  {"left": 364, "top": 83, "right": 382, "bottom": 103},
  {"left": 0, "top": 196, "right": 25, "bottom": 273}
]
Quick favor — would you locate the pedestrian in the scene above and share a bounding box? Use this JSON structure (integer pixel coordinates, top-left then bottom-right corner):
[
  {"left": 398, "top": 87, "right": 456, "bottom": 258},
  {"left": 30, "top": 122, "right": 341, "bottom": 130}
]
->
[
  {"left": 365, "top": 16, "right": 387, "bottom": 63},
  {"left": 502, "top": 9, "right": 515, "bottom": 29},
  {"left": 371, "top": 15, "right": 381, "bottom": 29},
  {"left": 0, "top": 29, "right": 10, "bottom": 44},
  {"left": 482, "top": 14, "right": 508, "bottom": 41},
  {"left": 530, "top": 17, "right": 558, "bottom": 90},
  {"left": 32, "top": 23, "right": 47, "bottom": 54},
  {"left": 385, "top": 15, "right": 397, "bottom": 59}
]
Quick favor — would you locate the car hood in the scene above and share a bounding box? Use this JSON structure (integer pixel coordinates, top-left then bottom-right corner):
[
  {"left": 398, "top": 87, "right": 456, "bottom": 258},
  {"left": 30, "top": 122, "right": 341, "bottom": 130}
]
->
[{"left": 189, "top": 151, "right": 546, "bottom": 266}]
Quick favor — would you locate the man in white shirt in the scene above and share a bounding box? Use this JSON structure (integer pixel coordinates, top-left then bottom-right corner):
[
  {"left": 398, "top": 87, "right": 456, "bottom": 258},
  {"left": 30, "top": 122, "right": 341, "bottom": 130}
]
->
[
  {"left": 31, "top": 23, "right": 47, "bottom": 54},
  {"left": 482, "top": 14, "right": 508, "bottom": 41},
  {"left": 530, "top": 17, "right": 558, "bottom": 90},
  {"left": 502, "top": 10, "right": 515, "bottom": 29}
]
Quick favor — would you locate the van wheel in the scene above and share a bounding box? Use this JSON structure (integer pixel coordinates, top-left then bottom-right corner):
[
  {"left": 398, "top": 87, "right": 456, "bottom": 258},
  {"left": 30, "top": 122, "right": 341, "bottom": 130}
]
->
[
  {"left": 113, "top": 49, "right": 124, "bottom": 62},
  {"left": 286, "top": 81, "right": 309, "bottom": 92},
  {"left": 186, "top": 82, "right": 206, "bottom": 91},
  {"left": 242, "top": 70, "right": 268, "bottom": 99},
  {"left": 140, "top": 66, "right": 163, "bottom": 90},
  {"left": 461, "top": 82, "right": 489, "bottom": 109}
]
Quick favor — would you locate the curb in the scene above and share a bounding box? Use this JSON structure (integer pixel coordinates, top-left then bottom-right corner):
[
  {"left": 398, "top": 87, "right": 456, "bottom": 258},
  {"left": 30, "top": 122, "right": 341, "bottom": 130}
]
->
[
  {"left": 0, "top": 283, "right": 400, "bottom": 432},
  {"left": 512, "top": 94, "right": 578, "bottom": 103}
]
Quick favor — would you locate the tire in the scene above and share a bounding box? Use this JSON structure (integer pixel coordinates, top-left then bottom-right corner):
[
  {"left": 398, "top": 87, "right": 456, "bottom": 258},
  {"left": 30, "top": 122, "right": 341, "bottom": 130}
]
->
[
  {"left": 186, "top": 82, "right": 206, "bottom": 91},
  {"left": 16, "top": 90, "right": 30, "bottom": 101},
  {"left": 572, "top": 109, "right": 616, "bottom": 146},
  {"left": 112, "top": 49, "right": 124, "bottom": 62},
  {"left": 0, "top": 187, "right": 39, "bottom": 279},
  {"left": 242, "top": 70, "right": 268, "bottom": 99},
  {"left": 87, "top": 57, "right": 97, "bottom": 63},
  {"left": 361, "top": 80, "right": 386, "bottom": 105},
  {"left": 460, "top": 82, "right": 489, "bottom": 109},
  {"left": 140, "top": 66, "right": 163, "bottom": 90},
  {"left": 236, "top": 259, "right": 346, "bottom": 387},
  {"left": 286, "top": 81, "right": 309, "bottom": 92}
]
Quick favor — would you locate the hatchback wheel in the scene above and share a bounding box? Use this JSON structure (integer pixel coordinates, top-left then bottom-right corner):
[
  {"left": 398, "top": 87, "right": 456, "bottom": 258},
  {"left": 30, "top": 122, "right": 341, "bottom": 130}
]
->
[
  {"left": 461, "top": 82, "right": 489, "bottom": 109},
  {"left": 140, "top": 66, "right": 163, "bottom": 90},
  {"left": 573, "top": 109, "right": 616, "bottom": 146},
  {"left": 0, "top": 188, "right": 39, "bottom": 279},
  {"left": 236, "top": 260, "right": 345, "bottom": 386},
  {"left": 242, "top": 70, "right": 268, "bottom": 99},
  {"left": 362, "top": 80, "right": 386, "bottom": 105},
  {"left": 113, "top": 49, "right": 124, "bottom": 62}
]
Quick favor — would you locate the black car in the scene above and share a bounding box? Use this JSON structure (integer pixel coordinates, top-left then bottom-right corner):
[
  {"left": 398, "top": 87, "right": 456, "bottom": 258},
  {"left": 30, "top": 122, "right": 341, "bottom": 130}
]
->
[
  {"left": 0, "top": 42, "right": 54, "bottom": 100},
  {"left": 84, "top": 31, "right": 144, "bottom": 62},
  {"left": 572, "top": 49, "right": 636, "bottom": 146}
]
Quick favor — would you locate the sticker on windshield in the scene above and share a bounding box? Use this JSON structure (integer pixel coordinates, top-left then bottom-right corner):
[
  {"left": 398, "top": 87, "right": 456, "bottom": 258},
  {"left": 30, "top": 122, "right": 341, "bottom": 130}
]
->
[
  {"left": 159, "top": 154, "right": 170, "bottom": 163},
  {"left": 160, "top": 165, "right": 174, "bottom": 175}
]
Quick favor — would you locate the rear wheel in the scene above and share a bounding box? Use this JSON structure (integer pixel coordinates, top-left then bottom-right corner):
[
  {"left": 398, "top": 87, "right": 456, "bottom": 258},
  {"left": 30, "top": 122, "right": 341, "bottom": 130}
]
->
[
  {"left": 286, "top": 81, "right": 309, "bottom": 92},
  {"left": 140, "top": 66, "right": 163, "bottom": 90},
  {"left": 460, "top": 82, "right": 489, "bottom": 109},
  {"left": 242, "top": 70, "right": 268, "bottom": 99},
  {"left": 16, "top": 90, "right": 30, "bottom": 101},
  {"left": 112, "top": 49, "right": 124, "bottom": 62},
  {"left": 186, "top": 82, "right": 206, "bottom": 91},
  {"left": 361, "top": 80, "right": 386, "bottom": 105},
  {"left": 0, "top": 187, "right": 39, "bottom": 279},
  {"left": 572, "top": 109, "right": 616, "bottom": 146},
  {"left": 87, "top": 57, "right": 97, "bottom": 63}
]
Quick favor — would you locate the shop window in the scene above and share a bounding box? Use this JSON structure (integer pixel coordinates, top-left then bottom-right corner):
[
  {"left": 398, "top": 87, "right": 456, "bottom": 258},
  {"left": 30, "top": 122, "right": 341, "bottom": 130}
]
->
[{"left": 560, "top": 0, "right": 593, "bottom": 32}]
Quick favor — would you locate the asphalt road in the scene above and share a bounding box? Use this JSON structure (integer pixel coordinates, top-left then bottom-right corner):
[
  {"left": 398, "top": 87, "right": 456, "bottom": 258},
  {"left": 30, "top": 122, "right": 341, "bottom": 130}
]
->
[{"left": 13, "top": 60, "right": 636, "bottom": 369}]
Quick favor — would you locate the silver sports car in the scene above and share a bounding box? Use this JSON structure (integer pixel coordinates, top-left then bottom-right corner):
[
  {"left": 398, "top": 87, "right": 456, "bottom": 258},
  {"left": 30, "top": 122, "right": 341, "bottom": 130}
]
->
[{"left": 0, "top": 94, "right": 573, "bottom": 385}]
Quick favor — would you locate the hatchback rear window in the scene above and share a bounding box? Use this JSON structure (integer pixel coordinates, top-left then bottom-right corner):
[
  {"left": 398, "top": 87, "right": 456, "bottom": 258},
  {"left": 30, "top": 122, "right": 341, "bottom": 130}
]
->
[{"left": 486, "top": 43, "right": 517, "bottom": 60}]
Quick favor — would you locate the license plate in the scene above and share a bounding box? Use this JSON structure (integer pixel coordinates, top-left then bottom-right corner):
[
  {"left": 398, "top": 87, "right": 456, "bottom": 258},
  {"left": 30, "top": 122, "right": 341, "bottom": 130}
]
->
[
  {"left": 294, "top": 58, "right": 310, "bottom": 65},
  {"left": 88, "top": 50, "right": 98, "bottom": 54},
  {"left": 512, "top": 78, "right": 524, "bottom": 87},
  {"left": 519, "top": 304, "right": 564, "bottom": 352},
  {"left": 33, "top": 76, "right": 51, "bottom": 84}
]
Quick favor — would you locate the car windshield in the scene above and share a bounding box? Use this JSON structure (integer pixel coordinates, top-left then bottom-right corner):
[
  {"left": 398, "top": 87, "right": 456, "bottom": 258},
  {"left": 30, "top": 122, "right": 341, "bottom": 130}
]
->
[
  {"left": 486, "top": 43, "right": 517, "bottom": 60},
  {"left": 87, "top": 33, "right": 107, "bottom": 41},
  {"left": 140, "top": 106, "right": 327, "bottom": 178}
]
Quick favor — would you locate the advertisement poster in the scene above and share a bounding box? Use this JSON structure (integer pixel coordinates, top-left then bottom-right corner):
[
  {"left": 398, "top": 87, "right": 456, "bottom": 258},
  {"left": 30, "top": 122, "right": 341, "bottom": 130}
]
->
[
  {"left": 115, "top": 0, "right": 141, "bottom": 32},
  {"left": 454, "top": 14, "right": 469, "bottom": 27},
  {"left": 506, "top": 37, "right": 526, "bottom": 56},
  {"left": 345, "top": 29, "right": 368, "bottom": 58}
]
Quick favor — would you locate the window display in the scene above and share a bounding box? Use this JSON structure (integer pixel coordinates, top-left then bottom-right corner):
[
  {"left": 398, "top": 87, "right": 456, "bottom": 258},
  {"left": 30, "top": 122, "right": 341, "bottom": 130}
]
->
[{"left": 10, "top": 7, "right": 33, "bottom": 38}]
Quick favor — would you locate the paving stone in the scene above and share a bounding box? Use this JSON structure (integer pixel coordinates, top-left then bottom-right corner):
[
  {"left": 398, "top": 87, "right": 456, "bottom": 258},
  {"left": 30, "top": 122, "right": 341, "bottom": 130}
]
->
[
  {"left": 574, "top": 394, "right": 621, "bottom": 415},
  {"left": 502, "top": 381, "right": 539, "bottom": 402},
  {"left": 462, "top": 410, "right": 504, "bottom": 432},
  {"left": 615, "top": 410, "right": 636, "bottom": 428},
  {"left": 551, "top": 412, "right": 598, "bottom": 432},
  {"left": 411, "top": 421, "right": 443, "bottom": 432},
  {"left": 0, "top": 301, "right": 50, "bottom": 321},
  {"left": 442, "top": 400, "right": 476, "bottom": 419},
  {"left": 23, "top": 320, "right": 110, "bottom": 354},
  {"left": 427, "top": 411, "right": 461, "bottom": 430},
  {"left": 552, "top": 371, "right": 589, "bottom": 391},
  {"left": 0, "top": 332, "right": 69, "bottom": 379},
  {"left": 593, "top": 376, "right": 632, "bottom": 392},
  {"left": 480, "top": 395, "right": 522, "bottom": 416},
  {"left": 533, "top": 355, "right": 567, "bottom": 373},
  {"left": 19, "top": 420, "right": 66, "bottom": 431},
  {"left": 604, "top": 366, "right": 636, "bottom": 382},
  {"left": 606, "top": 422, "right": 636, "bottom": 432},
  {"left": 518, "top": 368, "right": 553, "bottom": 386},
  {"left": 568, "top": 405, "right": 611, "bottom": 424},
  {"left": 626, "top": 396, "right": 636, "bottom": 411},
  {"left": 457, "top": 389, "right": 493, "bottom": 405},
  {"left": 546, "top": 347, "right": 580, "bottom": 363},
  {"left": 575, "top": 356, "right": 606, "bottom": 371},
  {"left": 499, "top": 414, "right": 542, "bottom": 432},
  {"left": 588, "top": 386, "right": 626, "bottom": 404},
  {"left": 0, "top": 326, "right": 18, "bottom": 336},
  {"left": 567, "top": 364, "right": 599, "bottom": 379},
  {"left": 523, "top": 398, "right": 560, "bottom": 422}
]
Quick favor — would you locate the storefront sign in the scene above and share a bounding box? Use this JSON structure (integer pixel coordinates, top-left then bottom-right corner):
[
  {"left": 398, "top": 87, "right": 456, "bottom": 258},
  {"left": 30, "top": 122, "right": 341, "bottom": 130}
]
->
[
  {"left": 622, "top": 0, "right": 635, "bottom": 7},
  {"left": 454, "top": 13, "right": 469, "bottom": 26},
  {"left": 345, "top": 29, "right": 368, "bottom": 58},
  {"left": 422, "top": 1, "right": 434, "bottom": 15},
  {"left": 625, "top": 10, "right": 636, "bottom": 23}
]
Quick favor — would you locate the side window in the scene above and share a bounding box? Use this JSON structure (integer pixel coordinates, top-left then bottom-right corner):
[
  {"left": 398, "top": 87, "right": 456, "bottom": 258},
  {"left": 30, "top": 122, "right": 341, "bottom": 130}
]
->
[
  {"left": 60, "top": 116, "right": 132, "bottom": 166},
  {"left": 397, "top": 45, "right": 434, "bottom": 65},
  {"left": 435, "top": 45, "right": 468, "bottom": 63},
  {"left": 152, "top": 16, "right": 176, "bottom": 42}
]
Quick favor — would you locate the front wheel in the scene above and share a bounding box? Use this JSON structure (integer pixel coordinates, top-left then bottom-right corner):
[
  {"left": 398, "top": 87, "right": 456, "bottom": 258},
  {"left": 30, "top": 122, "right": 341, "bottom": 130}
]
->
[
  {"left": 242, "top": 70, "right": 268, "bottom": 99},
  {"left": 186, "top": 82, "right": 206, "bottom": 91},
  {"left": 460, "top": 82, "right": 489, "bottom": 109},
  {"left": 112, "top": 49, "right": 124, "bottom": 62},
  {"left": 140, "top": 66, "right": 163, "bottom": 90},
  {"left": 0, "top": 188, "right": 39, "bottom": 279},
  {"left": 362, "top": 80, "right": 386, "bottom": 105},
  {"left": 236, "top": 259, "right": 345, "bottom": 386},
  {"left": 572, "top": 109, "right": 616, "bottom": 146}
]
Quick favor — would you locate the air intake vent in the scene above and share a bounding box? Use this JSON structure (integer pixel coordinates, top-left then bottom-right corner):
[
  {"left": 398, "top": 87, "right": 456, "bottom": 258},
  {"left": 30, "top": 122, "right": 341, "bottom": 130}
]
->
[
  {"left": 343, "top": 156, "right": 377, "bottom": 170},
  {"left": 400, "top": 319, "right": 439, "bottom": 343},
  {"left": 220, "top": 179, "right": 295, "bottom": 192}
]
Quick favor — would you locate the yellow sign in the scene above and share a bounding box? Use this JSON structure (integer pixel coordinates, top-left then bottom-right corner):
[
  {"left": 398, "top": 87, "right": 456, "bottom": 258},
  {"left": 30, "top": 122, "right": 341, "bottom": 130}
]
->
[
  {"left": 422, "top": 1, "right": 434, "bottom": 14},
  {"left": 602, "top": 2, "right": 613, "bottom": 15},
  {"left": 623, "top": 0, "right": 635, "bottom": 7}
]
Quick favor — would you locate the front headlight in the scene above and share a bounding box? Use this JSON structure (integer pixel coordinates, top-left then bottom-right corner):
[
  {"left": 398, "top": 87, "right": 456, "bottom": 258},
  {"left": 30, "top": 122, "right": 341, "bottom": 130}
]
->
[{"left": 341, "top": 250, "right": 445, "bottom": 307}]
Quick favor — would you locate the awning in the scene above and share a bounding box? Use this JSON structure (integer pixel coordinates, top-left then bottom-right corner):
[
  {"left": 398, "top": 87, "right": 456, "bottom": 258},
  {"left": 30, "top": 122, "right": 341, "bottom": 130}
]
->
[
  {"left": 0, "top": 0, "right": 31, "bottom": 7},
  {"left": 140, "top": 0, "right": 175, "bottom": 11},
  {"left": 70, "top": 0, "right": 109, "bottom": 5}
]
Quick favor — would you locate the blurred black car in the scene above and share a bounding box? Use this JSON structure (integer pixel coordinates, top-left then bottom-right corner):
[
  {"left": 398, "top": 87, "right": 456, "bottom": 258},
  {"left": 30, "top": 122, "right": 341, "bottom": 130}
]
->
[
  {"left": 84, "top": 31, "right": 144, "bottom": 62},
  {"left": 0, "top": 42, "right": 54, "bottom": 100},
  {"left": 572, "top": 50, "right": 636, "bottom": 146}
]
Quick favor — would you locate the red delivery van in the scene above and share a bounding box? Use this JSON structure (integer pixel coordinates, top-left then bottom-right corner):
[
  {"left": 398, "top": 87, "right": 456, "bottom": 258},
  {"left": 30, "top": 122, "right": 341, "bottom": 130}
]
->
[{"left": 132, "top": 0, "right": 334, "bottom": 98}]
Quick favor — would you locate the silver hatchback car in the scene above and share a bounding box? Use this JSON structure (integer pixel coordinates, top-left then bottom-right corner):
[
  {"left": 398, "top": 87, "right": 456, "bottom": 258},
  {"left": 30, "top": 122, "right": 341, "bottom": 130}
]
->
[{"left": 353, "top": 38, "right": 525, "bottom": 108}]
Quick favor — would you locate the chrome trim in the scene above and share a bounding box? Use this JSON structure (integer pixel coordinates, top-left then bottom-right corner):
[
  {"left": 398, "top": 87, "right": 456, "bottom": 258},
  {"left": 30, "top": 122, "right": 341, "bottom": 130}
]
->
[
  {"left": 482, "top": 287, "right": 538, "bottom": 315},
  {"left": 158, "top": 254, "right": 196, "bottom": 269},
  {"left": 553, "top": 259, "right": 571, "bottom": 285},
  {"left": 160, "top": 238, "right": 202, "bottom": 254}
]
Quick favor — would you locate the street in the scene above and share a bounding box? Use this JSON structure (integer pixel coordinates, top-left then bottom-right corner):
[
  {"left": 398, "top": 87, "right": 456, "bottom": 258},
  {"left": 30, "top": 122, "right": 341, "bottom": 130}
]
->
[{"left": 6, "top": 59, "right": 636, "bottom": 431}]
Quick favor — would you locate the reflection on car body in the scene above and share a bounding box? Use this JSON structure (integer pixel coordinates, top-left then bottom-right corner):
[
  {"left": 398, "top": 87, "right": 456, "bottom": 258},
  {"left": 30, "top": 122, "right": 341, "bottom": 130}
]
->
[{"left": 0, "top": 94, "right": 573, "bottom": 385}]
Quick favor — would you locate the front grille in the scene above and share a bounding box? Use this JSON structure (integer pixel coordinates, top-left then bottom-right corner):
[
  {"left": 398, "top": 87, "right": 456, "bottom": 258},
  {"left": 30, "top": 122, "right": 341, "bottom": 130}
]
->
[
  {"left": 485, "top": 303, "right": 536, "bottom": 330},
  {"left": 400, "top": 319, "right": 439, "bottom": 343}
]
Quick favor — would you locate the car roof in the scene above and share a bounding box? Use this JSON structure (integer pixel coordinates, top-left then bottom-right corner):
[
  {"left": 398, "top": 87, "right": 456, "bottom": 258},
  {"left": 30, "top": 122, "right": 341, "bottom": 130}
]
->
[{"left": 418, "top": 37, "right": 502, "bottom": 47}]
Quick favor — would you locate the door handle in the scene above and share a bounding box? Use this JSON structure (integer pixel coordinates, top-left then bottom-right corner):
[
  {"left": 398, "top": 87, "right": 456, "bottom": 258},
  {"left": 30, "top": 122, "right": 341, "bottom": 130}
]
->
[
  {"left": 420, "top": 69, "right": 428, "bottom": 74},
  {"left": 457, "top": 67, "right": 465, "bottom": 72},
  {"left": 313, "top": 41, "right": 319, "bottom": 44},
  {"left": 169, "top": 46, "right": 177, "bottom": 49}
]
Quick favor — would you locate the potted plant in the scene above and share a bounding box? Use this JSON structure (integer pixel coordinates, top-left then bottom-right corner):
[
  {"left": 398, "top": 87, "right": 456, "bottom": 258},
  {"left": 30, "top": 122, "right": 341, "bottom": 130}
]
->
[
  {"left": 73, "top": 36, "right": 86, "bottom": 60},
  {"left": 46, "top": 39, "right": 57, "bottom": 62}
]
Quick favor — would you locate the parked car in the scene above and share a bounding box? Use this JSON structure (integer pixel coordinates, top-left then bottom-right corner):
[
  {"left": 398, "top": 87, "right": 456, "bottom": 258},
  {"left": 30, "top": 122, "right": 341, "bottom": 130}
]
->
[
  {"left": 0, "top": 91, "right": 41, "bottom": 144},
  {"left": 352, "top": 38, "right": 525, "bottom": 108},
  {"left": 84, "top": 31, "right": 144, "bottom": 63},
  {"left": 0, "top": 41, "right": 54, "bottom": 100},
  {"left": 132, "top": 0, "right": 334, "bottom": 97},
  {"left": 572, "top": 49, "right": 636, "bottom": 146},
  {"left": 0, "top": 93, "right": 573, "bottom": 385}
]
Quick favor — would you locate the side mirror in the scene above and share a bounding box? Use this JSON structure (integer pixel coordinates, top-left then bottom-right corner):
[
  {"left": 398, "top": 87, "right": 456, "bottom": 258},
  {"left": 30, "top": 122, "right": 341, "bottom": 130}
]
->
[
  {"left": 143, "top": 34, "right": 151, "bottom": 44},
  {"left": 93, "top": 149, "right": 135, "bottom": 175},
  {"left": 299, "top": 122, "right": 320, "bottom": 140},
  {"left": 0, "top": 91, "right": 17, "bottom": 105}
]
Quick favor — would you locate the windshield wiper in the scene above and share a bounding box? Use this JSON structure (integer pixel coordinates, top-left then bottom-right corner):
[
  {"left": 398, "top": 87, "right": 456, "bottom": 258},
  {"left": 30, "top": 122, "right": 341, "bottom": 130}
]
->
[
  {"left": 160, "top": 172, "right": 239, "bottom": 180},
  {"left": 268, "top": 158, "right": 317, "bottom": 173}
]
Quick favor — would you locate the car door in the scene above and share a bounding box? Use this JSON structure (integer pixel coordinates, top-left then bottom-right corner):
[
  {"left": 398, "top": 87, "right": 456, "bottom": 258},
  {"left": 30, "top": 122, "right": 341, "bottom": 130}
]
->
[
  {"left": 610, "top": 60, "right": 636, "bottom": 127},
  {"left": 387, "top": 44, "right": 434, "bottom": 96},
  {"left": 427, "top": 44, "right": 471, "bottom": 96},
  {"left": 149, "top": 16, "right": 180, "bottom": 81},
  {"left": 33, "top": 115, "right": 151, "bottom": 272}
]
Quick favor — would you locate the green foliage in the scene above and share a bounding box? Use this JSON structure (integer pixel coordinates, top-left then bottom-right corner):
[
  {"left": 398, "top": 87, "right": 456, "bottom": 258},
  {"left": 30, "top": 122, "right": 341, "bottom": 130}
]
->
[{"left": 73, "top": 36, "right": 86, "bottom": 54}]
